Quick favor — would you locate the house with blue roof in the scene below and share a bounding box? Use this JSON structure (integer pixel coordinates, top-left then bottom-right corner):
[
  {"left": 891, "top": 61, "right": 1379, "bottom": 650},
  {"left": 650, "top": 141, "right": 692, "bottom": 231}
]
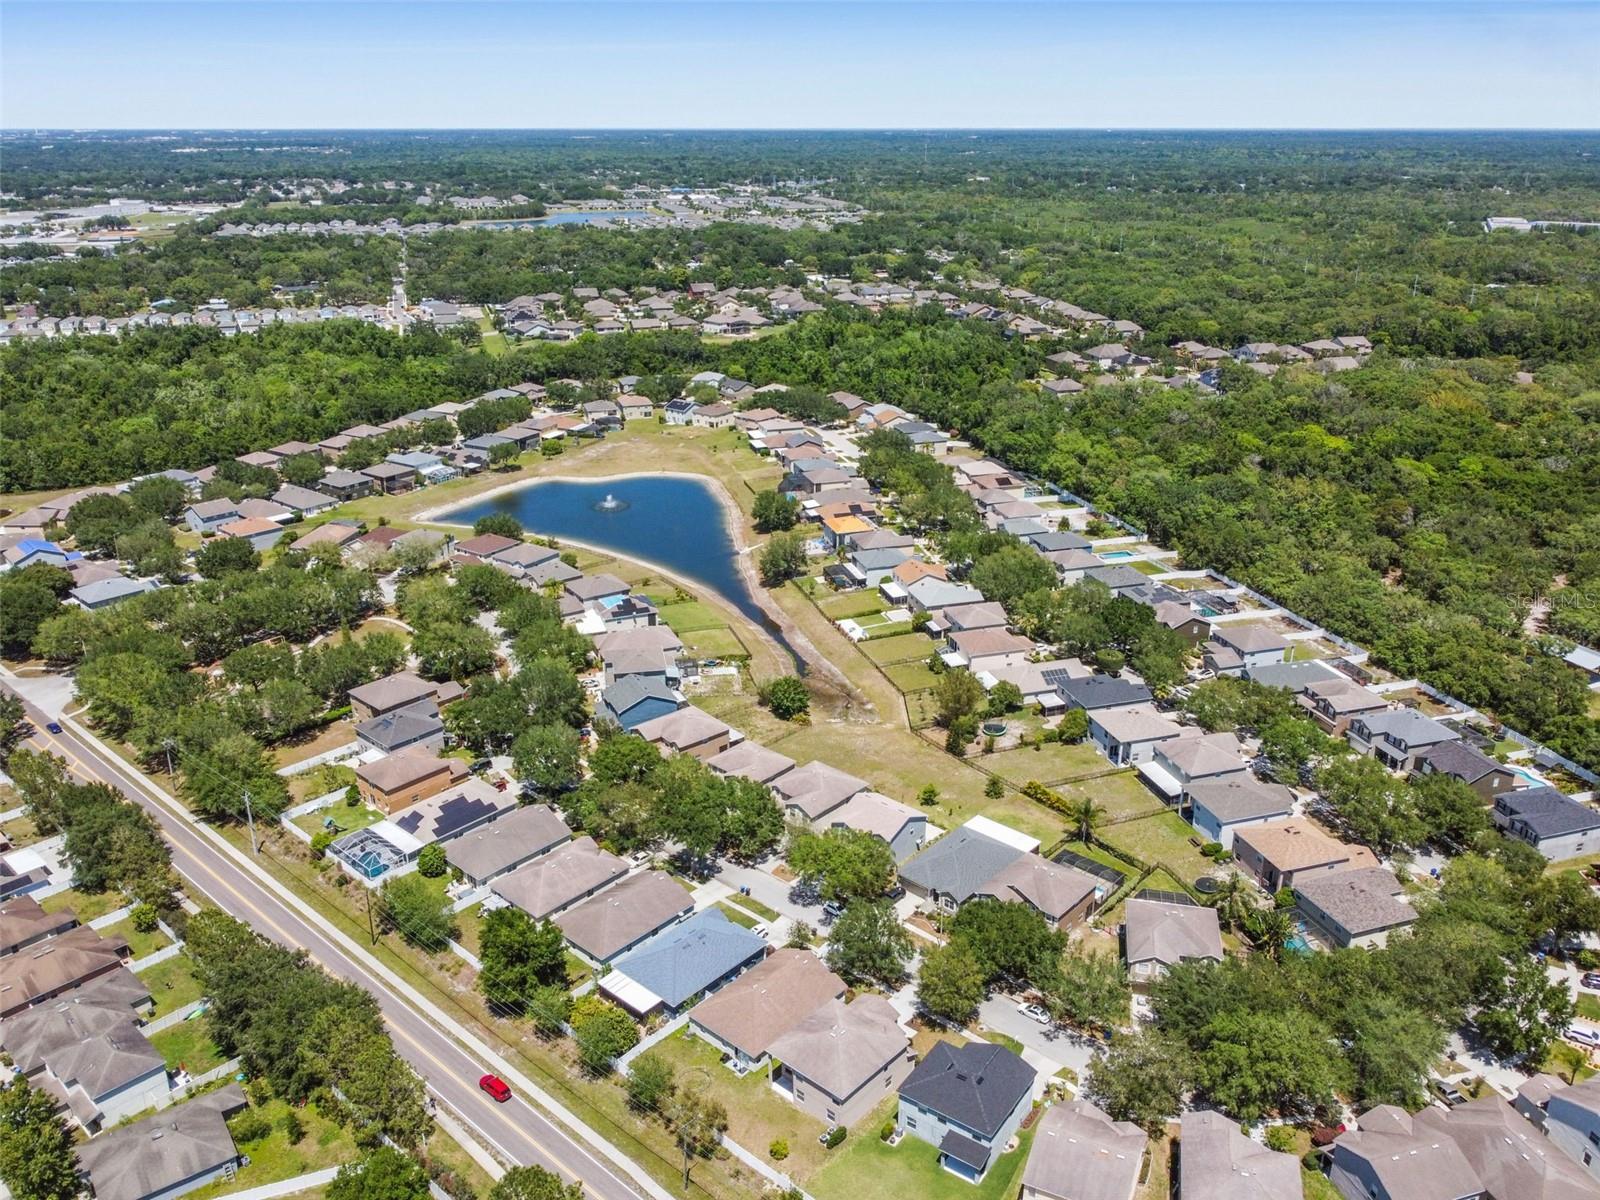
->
[
  {"left": 597, "top": 908, "right": 767, "bottom": 1018},
  {"left": 598, "top": 676, "right": 683, "bottom": 731},
  {"left": 4, "top": 540, "right": 81, "bottom": 573}
]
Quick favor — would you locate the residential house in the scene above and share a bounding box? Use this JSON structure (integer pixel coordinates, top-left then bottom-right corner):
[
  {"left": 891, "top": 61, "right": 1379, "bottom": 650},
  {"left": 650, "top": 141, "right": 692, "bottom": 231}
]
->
[
  {"left": 1328, "top": 1106, "right": 1485, "bottom": 1200},
  {"left": 1178, "top": 1110, "right": 1303, "bottom": 1200},
  {"left": 443, "top": 804, "right": 571, "bottom": 888},
  {"left": 771, "top": 761, "right": 869, "bottom": 823},
  {"left": 707, "top": 741, "right": 796, "bottom": 787},
  {"left": 1414, "top": 741, "right": 1520, "bottom": 803},
  {"left": 897, "top": 1041, "right": 1037, "bottom": 1182},
  {"left": 633, "top": 705, "right": 736, "bottom": 761},
  {"left": 1123, "top": 897, "right": 1223, "bottom": 983},
  {"left": 555, "top": 871, "right": 694, "bottom": 965},
  {"left": 215, "top": 516, "right": 285, "bottom": 551},
  {"left": 898, "top": 816, "right": 1039, "bottom": 914},
  {"left": 1089, "top": 706, "right": 1188, "bottom": 766},
  {"left": 75, "top": 1085, "right": 248, "bottom": 1200},
  {"left": 1296, "top": 677, "right": 1388, "bottom": 736},
  {"left": 270, "top": 484, "right": 338, "bottom": 517},
  {"left": 1433, "top": 1095, "right": 1599, "bottom": 1200},
  {"left": 944, "top": 628, "right": 1034, "bottom": 675},
  {"left": 905, "top": 577, "right": 985, "bottom": 612},
  {"left": 821, "top": 514, "right": 875, "bottom": 551},
  {"left": 455, "top": 532, "right": 522, "bottom": 562},
  {"left": 1021, "top": 1100, "right": 1147, "bottom": 1200},
  {"left": 597, "top": 626, "right": 685, "bottom": 687},
  {"left": 70, "top": 577, "right": 157, "bottom": 610},
  {"left": 1493, "top": 786, "right": 1600, "bottom": 860},
  {"left": 770, "top": 995, "right": 914, "bottom": 1127},
  {"left": 1185, "top": 777, "right": 1295, "bottom": 850},
  {"left": 1232, "top": 819, "right": 1377, "bottom": 892},
  {"left": 598, "top": 908, "right": 767, "bottom": 1018},
  {"left": 689, "top": 949, "right": 846, "bottom": 1072},
  {"left": 354, "top": 700, "right": 446, "bottom": 757},
  {"left": 1294, "top": 866, "right": 1417, "bottom": 949},
  {"left": 617, "top": 393, "right": 654, "bottom": 420},
  {"left": 598, "top": 676, "right": 683, "bottom": 731},
  {"left": 4, "top": 988, "right": 168, "bottom": 1130},
  {"left": 183, "top": 499, "right": 240, "bottom": 533},
  {"left": 1544, "top": 1078, "right": 1600, "bottom": 1181},
  {"left": 1346, "top": 709, "right": 1460, "bottom": 772},
  {"left": 0, "top": 896, "right": 76, "bottom": 957},
  {"left": 927, "top": 601, "right": 1009, "bottom": 636},
  {"left": 1056, "top": 674, "right": 1152, "bottom": 714},
  {"left": 316, "top": 469, "right": 373, "bottom": 501},
  {"left": 0, "top": 926, "right": 134, "bottom": 1018},
  {"left": 1203, "top": 624, "right": 1289, "bottom": 675},
  {"left": 1152, "top": 601, "right": 1213, "bottom": 645},
  {"left": 353, "top": 752, "right": 469, "bottom": 813},
  {"left": 824, "top": 791, "right": 929, "bottom": 862},
  {"left": 972, "top": 853, "right": 1105, "bottom": 930},
  {"left": 565, "top": 573, "right": 632, "bottom": 608},
  {"left": 1146, "top": 731, "right": 1247, "bottom": 799},
  {"left": 360, "top": 462, "right": 416, "bottom": 495},
  {"left": 490, "top": 837, "right": 629, "bottom": 920},
  {"left": 349, "top": 671, "right": 454, "bottom": 722}
]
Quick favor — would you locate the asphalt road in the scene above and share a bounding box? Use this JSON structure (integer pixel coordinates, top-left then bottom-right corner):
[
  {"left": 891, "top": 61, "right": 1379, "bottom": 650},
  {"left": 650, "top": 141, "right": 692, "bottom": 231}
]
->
[{"left": 5, "top": 683, "right": 653, "bottom": 1200}]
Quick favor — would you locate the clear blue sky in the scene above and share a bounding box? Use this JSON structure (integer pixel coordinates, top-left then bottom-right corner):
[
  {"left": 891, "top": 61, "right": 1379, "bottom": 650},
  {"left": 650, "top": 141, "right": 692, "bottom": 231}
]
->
[{"left": 3, "top": 1, "right": 1596, "bottom": 130}]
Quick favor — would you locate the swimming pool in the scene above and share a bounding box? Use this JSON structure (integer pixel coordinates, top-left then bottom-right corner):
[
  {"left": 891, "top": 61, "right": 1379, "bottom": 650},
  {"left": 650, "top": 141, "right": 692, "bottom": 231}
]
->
[{"left": 1099, "top": 550, "right": 1134, "bottom": 561}]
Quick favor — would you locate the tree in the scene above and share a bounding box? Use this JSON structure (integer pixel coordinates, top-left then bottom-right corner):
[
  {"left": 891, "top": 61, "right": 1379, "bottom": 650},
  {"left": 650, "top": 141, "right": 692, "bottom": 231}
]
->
[
  {"left": 1059, "top": 708, "right": 1090, "bottom": 743},
  {"left": 626, "top": 1050, "right": 677, "bottom": 1114},
  {"left": 1192, "top": 1008, "right": 1343, "bottom": 1122},
  {"left": 1258, "top": 716, "right": 1335, "bottom": 785},
  {"left": 1475, "top": 955, "right": 1575, "bottom": 1065},
  {"left": 412, "top": 621, "right": 497, "bottom": 682},
  {"left": 1532, "top": 871, "right": 1600, "bottom": 944},
  {"left": 488, "top": 1167, "right": 584, "bottom": 1200},
  {"left": 570, "top": 995, "right": 639, "bottom": 1073},
  {"left": 758, "top": 531, "right": 808, "bottom": 587},
  {"left": 178, "top": 728, "right": 289, "bottom": 823},
  {"left": 1041, "top": 947, "right": 1130, "bottom": 1034},
  {"left": 0, "top": 574, "right": 64, "bottom": 655},
  {"left": 195, "top": 536, "right": 262, "bottom": 578},
  {"left": 126, "top": 474, "right": 188, "bottom": 522},
  {"left": 787, "top": 827, "right": 895, "bottom": 901},
  {"left": 511, "top": 723, "right": 583, "bottom": 795},
  {"left": 933, "top": 669, "right": 984, "bottom": 727},
  {"left": 752, "top": 489, "right": 799, "bottom": 533},
  {"left": 1086, "top": 1031, "right": 1192, "bottom": 1133},
  {"left": 985, "top": 680, "right": 1023, "bottom": 717},
  {"left": 588, "top": 732, "right": 664, "bottom": 785},
  {"left": 479, "top": 907, "right": 567, "bottom": 1008},
  {"left": 380, "top": 873, "right": 456, "bottom": 949},
  {"left": 1410, "top": 772, "right": 1490, "bottom": 848},
  {"left": 327, "top": 1148, "right": 430, "bottom": 1200},
  {"left": 662, "top": 1084, "right": 728, "bottom": 1191},
  {"left": 721, "top": 777, "right": 785, "bottom": 860},
  {"left": 488, "top": 441, "right": 521, "bottom": 470},
  {"left": 416, "top": 844, "right": 447, "bottom": 878},
  {"left": 948, "top": 898, "right": 1066, "bottom": 987},
  {"left": 760, "top": 675, "right": 810, "bottom": 721},
  {"left": 826, "top": 900, "right": 913, "bottom": 986},
  {"left": 968, "top": 544, "right": 1055, "bottom": 612},
  {"left": 0, "top": 1076, "right": 79, "bottom": 1200},
  {"left": 525, "top": 985, "right": 573, "bottom": 1040},
  {"left": 1245, "top": 907, "right": 1297, "bottom": 962},
  {"left": 1065, "top": 795, "right": 1105, "bottom": 844},
  {"left": 1314, "top": 755, "right": 1425, "bottom": 855},
  {"left": 916, "top": 940, "right": 987, "bottom": 1024}
]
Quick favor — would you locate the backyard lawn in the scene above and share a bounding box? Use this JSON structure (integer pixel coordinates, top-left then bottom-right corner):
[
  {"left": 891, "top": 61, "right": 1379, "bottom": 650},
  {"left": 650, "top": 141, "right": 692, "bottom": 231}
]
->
[
  {"left": 860, "top": 632, "right": 934, "bottom": 665},
  {"left": 810, "top": 1111, "right": 1035, "bottom": 1200},
  {"left": 186, "top": 1092, "right": 359, "bottom": 1200},
  {"left": 1096, "top": 811, "right": 1214, "bottom": 883},
  {"left": 817, "top": 591, "right": 888, "bottom": 621},
  {"left": 682, "top": 627, "right": 751, "bottom": 660},
  {"left": 649, "top": 1027, "right": 833, "bottom": 1181},
  {"left": 981, "top": 742, "right": 1113, "bottom": 786},
  {"left": 99, "top": 914, "right": 173, "bottom": 960},
  {"left": 137, "top": 953, "right": 207, "bottom": 1017},
  {"left": 884, "top": 661, "right": 942, "bottom": 692},
  {"left": 40, "top": 887, "right": 125, "bottom": 923},
  {"left": 655, "top": 599, "right": 730, "bottom": 634},
  {"left": 150, "top": 1017, "right": 227, "bottom": 1074},
  {"left": 291, "top": 800, "right": 382, "bottom": 840}
]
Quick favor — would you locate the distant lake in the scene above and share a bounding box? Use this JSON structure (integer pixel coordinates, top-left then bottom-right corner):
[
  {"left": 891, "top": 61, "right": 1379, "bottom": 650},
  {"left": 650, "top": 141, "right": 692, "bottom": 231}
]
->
[
  {"left": 441, "top": 475, "right": 801, "bottom": 665},
  {"left": 473, "top": 210, "right": 652, "bottom": 229}
]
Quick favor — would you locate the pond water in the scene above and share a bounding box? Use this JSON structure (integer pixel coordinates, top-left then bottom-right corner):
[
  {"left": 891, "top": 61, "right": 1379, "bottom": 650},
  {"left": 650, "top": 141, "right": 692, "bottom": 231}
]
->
[
  {"left": 473, "top": 210, "right": 652, "bottom": 229},
  {"left": 441, "top": 475, "right": 802, "bottom": 666}
]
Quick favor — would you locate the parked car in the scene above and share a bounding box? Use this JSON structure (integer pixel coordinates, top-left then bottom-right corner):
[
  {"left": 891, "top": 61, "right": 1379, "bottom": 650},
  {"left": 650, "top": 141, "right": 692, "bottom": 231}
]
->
[
  {"left": 1018, "top": 1002, "right": 1051, "bottom": 1025},
  {"left": 1429, "top": 1079, "right": 1468, "bottom": 1106},
  {"left": 1581, "top": 972, "right": 1600, "bottom": 990},
  {"left": 478, "top": 1073, "right": 511, "bottom": 1102},
  {"left": 1565, "top": 1025, "right": 1600, "bottom": 1050},
  {"left": 751, "top": 924, "right": 768, "bottom": 940},
  {"left": 820, "top": 901, "right": 844, "bottom": 925}
]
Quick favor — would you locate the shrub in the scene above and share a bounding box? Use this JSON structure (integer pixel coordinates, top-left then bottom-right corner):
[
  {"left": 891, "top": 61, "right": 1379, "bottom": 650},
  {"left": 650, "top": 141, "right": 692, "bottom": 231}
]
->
[
  {"left": 1578, "top": 949, "right": 1600, "bottom": 971},
  {"left": 879, "top": 1120, "right": 896, "bottom": 1142},
  {"left": 909, "top": 610, "right": 931, "bottom": 631},
  {"left": 281, "top": 1111, "right": 305, "bottom": 1144},
  {"left": 1265, "top": 1125, "right": 1298, "bottom": 1153},
  {"left": 130, "top": 903, "right": 159, "bottom": 933},
  {"left": 760, "top": 676, "right": 811, "bottom": 721},
  {"left": 917, "top": 784, "right": 939, "bottom": 806},
  {"left": 1274, "top": 887, "right": 1296, "bottom": 909},
  {"left": 344, "top": 784, "right": 362, "bottom": 808},
  {"left": 228, "top": 1109, "right": 273, "bottom": 1144},
  {"left": 417, "top": 844, "right": 448, "bottom": 878},
  {"left": 310, "top": 830, "right": 335, "bottom": 859},
  {"left": 1200, "top": 842, "right": 1225, "bottom": 859},
  {"left": 769, "top": 1138, "right": 789, "bottom": 1161},
  {"left": 984, "top": 776, "right": 1005, "bottom": 799},
  {"left": 824, "top": 1125, "right": 846, "bottom": 1149}
]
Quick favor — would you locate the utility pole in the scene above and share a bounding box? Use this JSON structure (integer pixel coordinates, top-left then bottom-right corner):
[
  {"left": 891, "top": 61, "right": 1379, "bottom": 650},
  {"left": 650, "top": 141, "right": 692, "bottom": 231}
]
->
[
  {"left": 162, "top": 739, "right": 174, "bottom": 777},
  {"left": 243, "top": 789, "right": 257, "bottom": 855},
  {"left": 365, "top": 887, "right": 376, "bottom": 945}
]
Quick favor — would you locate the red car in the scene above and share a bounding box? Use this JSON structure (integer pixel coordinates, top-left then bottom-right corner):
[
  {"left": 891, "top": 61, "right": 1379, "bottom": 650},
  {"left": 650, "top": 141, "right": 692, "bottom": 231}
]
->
[{"left": 479, "top": 1073, "right": 511, "bottom": 1103}]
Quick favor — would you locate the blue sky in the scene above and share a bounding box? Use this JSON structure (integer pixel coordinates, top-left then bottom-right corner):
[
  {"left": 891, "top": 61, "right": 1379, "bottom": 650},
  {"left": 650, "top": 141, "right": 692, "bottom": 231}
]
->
[{"left": 3, "top": 1, "right": 1596, "bottom": 129}]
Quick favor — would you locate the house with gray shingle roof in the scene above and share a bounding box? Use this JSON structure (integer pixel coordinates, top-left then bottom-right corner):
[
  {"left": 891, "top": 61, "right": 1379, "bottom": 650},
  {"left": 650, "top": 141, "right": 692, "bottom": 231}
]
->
[
  {"left": 1022, "top": 1100, "right": 1147, "bottom": 1200},
  {"left": 1294, "top": 866, "right": 1417, "bottom": 949},
  {"left": 1493, "top": 786, "right": 1600, "bottom": 860},
  {"left": 898, "top": 1041, "right": 1037, "bottom": 1182}
]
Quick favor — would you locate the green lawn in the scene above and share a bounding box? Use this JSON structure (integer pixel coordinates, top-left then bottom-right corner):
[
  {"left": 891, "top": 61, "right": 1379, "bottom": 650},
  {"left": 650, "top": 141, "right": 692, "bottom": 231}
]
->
[
  {"left": 658, "top": 599, "right": 731, "bottom": 634},
  {"left": 650, "top": 1028, "right": 833, "bottom": 1181},
  {"left": 291, "top": 801, "right": 382, "bottom": 839},
  {"left": 818, "top": 592, "right": 889, "bottom": 620},
  {"left": 137, "top": 953, "right": 206, "bottom": 1017},
  {"left": 715, "top": 901, "right": 760, "bottom": 929},
  {"left": 905, "top": 689, "right": 940, "bottom": 730},
  {"left": 860, "top": 633, "right": 934, "bottom": 665},
  {"left": 810, "top": 1112, "right": 1035, "bottom": 1200},
  {"left": 0, "top": 812, "right": 42, "bottom": 847},
  {"left": 981, "top": 742, "right": 1110, "bottom": 786},
  {"left": 40, "top": 887, "right": 124, "bottom": 922},
  {"left": 1578, "top": 994, "right": 1600, "bottom": 1022},
  {"left": 731, "top": 893, "right": 780, "bottom": 922},
  {"left": 186, "top": 1093, "right": 359, "bottom": 1200},
  {"left": 683, "top": 627, "right": 751, "bottom": 660},
  {"left": 1063, "top": 770, "right": 1168, "bottom": 823},
  {"left": 1303, "top": 1169, "right": 1344, "bottom": 1200},
  {"left": 1543, "top": 1040, "right": 1598, "bottom": 1084},
  {"left": 884, "top": 661, "right": 942, "bottom": 692},
  {"left": 1098, "top": 811, "right": 1213, "bottom": 883},
  {"left": 99, "top": 915, "right": 173, "bottom": 960},
  {"left": 150, "top": 1017, "right": 227, "bottom": 1074}
]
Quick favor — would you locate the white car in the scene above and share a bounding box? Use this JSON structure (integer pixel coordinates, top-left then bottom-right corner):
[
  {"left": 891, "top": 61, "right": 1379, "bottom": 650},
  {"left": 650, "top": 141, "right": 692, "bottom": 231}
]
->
[
  {"left": 1566, "top": 1025, "right": 1600, "bottom": 1049},
  {"left": 1018, "top": 1002, "right": 1051, "bottom": 1025}
]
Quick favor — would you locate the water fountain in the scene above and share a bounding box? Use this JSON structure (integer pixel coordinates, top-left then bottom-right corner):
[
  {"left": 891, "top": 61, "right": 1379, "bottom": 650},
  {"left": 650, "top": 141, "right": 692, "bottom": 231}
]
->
[{"left": 593, "top": 492, "right": 629, "bottom": 513}]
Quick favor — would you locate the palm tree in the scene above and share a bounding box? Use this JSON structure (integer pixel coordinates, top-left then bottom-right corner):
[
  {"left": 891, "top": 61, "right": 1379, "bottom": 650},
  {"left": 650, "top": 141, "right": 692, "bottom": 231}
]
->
[
  {"left": 1249, "top": 907, "right": 1297, "bottom": 962},
  {"left": 1210, "top": 872, "right": 1257, "bottom": 932},
  {"left": 1068, "top": 796, "right": 1106, "bottom": 845}
]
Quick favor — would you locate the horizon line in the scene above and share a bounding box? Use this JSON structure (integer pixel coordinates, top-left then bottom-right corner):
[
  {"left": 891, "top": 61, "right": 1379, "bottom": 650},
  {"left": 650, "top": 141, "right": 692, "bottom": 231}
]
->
[{"left": 5, "top": 126, "right": 1600, "bottom": 135}]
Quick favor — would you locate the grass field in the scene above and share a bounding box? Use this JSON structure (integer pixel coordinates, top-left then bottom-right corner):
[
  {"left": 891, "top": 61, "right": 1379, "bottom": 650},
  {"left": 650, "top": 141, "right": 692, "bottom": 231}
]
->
[
  {"left": 810, "top": 1112, "right": 1034, "bottom": 1200},
  {"left": 817, "top": 591, "right": 889, "bottom": 620},
  {"left": 291, "top": 800, "right": 382, "bottom": 839},
  {"left": 186, "top": 1093, "right": 359, "bottom": 1200},
  {"left": 41, "top": 887, "right": 124, "bottom": 922},
  {"left": 657, "top": 599, "right": 731, "bottom": 634},
  {"left": 100, "top": 914, "right": 173, "bottom": 960},
  {"left": 683, "top": 627, "right": 751, "bottom": 660},
  {"left": 860, "top": 633, "right": 934, "bottom": 665},
  {"left": 980, "top": 742, "right": 1110, "bottom": 786},
  {"left": 650, "top": 1028, "right": 833, "bottom": 1181},
  {"left": 137, "top": 953, "right": 206, "bottom": 1017},
  {"left": 884, "top": 661, "right": 941, "bottom": 692},
  {"left": 714, "top": 901, "right": 760, "bottom": 928},
  {"left": 1097, "top": 810, "right": 1213, "bottom": 882},
  {"left": 150, "top": 1017, "right": 227, "bottom": 1074}
]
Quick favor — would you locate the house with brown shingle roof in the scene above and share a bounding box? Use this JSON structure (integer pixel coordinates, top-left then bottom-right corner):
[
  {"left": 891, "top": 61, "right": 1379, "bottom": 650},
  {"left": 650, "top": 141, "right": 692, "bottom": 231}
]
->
[
  {"left": 0, "top": 926, "right": 133, "bottom": 1018},
  {"left": 689, "top": 949, "right": 846, "bottom": 1071},
  {"left": 555, "top": 870, "right": 692, "bottom": 964},
  {"left": 1232, "top": 818, "right": 1377, "bottom": 892},
  {"left": 354, "top": 752, "right": 469, "bottom": 813},
  {"left": 491, "top": 837, "right": 628, "bottom": 920},
  {"left": 0, "top": 895, "right": 77, "bottom": 957},
  {"left": 770, "top": 994, "right": 913, "bottom": 1127}
]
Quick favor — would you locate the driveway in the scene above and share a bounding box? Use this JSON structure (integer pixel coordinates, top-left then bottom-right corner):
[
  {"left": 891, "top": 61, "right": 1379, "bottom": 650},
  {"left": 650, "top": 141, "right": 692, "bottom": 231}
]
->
[
  {"left": 976, "top": 994, "right": 1102, "bottom": 1078},
  {"left": 714, "top": 859, "right": 828, "bottom": 931}
]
